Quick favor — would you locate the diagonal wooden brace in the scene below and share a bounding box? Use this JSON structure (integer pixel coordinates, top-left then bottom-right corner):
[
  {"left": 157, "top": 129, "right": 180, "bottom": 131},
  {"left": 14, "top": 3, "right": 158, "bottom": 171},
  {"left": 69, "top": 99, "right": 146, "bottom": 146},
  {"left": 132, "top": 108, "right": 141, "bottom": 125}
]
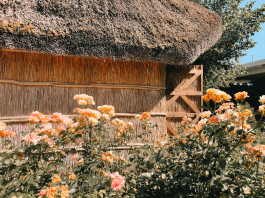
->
[{"left": 167, "top": 71, "right": 201, "bottom": 109}]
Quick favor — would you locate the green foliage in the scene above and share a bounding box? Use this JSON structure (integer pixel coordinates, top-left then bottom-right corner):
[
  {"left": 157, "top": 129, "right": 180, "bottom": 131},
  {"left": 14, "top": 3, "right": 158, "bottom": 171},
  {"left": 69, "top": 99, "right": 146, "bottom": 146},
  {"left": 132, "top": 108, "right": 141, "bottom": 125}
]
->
[
  {"left": 190, "top": 0, "right": 265, "bottom": 89},
  {"left": 0, "top": 135, "right": 65, "bottom": 197},
  {"left": 134, "top": 90, "right": 265, "bottom": 197},
  {"left": 1, "top": 91, "right": 265, "bottom": 197},
  {"left": 0, "top": 99, "right": 154, "bottom": 198}
]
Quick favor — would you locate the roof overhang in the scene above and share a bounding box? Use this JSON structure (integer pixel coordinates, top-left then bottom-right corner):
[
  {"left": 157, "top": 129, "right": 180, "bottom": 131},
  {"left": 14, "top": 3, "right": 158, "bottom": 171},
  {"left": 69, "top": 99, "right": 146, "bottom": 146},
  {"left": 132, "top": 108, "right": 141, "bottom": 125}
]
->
[
  {"left": 237, "top": 59, "right": 265, "bottom": 82},
  {"left": 0, "top": 0, "right": 222, "bottom": 65}
]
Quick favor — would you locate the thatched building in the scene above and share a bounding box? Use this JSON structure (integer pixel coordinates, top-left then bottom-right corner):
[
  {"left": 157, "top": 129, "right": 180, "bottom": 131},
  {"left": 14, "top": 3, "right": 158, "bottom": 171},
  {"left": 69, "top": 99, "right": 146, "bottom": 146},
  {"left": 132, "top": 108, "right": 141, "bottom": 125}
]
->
[{"left": 0, "top": 0, "right": 222, "bottom": 140}]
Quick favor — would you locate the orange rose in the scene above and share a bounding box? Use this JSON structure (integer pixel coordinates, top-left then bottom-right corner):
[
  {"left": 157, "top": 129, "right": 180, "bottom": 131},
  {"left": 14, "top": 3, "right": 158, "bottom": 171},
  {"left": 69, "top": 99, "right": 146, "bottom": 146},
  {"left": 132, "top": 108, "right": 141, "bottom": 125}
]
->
[
  {"left": 52, "top": 174, "right": 61, "bottom": 184},
  {"left": 68, "top": 173, "right": 76, "bottom": 180},
  {"left": 234, "top": 91, "right": 249, "bottom": 102}
]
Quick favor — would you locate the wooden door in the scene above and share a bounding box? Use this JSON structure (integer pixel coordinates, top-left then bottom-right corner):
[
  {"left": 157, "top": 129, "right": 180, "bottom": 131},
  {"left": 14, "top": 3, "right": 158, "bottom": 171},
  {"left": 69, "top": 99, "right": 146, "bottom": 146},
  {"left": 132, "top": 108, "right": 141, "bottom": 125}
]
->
[{"left": 166, "top": 65, "right": 203, "bottom": 136}]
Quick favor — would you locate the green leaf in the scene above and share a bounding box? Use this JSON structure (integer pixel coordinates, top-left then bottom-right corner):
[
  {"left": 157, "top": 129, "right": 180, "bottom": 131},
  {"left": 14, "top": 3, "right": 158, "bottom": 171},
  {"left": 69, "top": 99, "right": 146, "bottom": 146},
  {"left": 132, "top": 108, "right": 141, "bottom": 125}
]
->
[{"left": 219, "top": 159, "right": 226, "bottom": 169}]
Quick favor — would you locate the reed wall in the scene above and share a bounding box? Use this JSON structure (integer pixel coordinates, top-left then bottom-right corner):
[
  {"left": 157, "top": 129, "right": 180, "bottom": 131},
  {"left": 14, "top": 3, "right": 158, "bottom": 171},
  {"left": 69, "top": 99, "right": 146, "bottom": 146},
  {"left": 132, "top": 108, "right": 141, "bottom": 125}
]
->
[
  {"left": 0, "top": 49, "right": 167, "bottom": 145},
  {"left": 0, "top": 84, "right": 166, "bottom": 116},
  {"left": 0, "top": 50, "right": 165, "bottom": 86}
]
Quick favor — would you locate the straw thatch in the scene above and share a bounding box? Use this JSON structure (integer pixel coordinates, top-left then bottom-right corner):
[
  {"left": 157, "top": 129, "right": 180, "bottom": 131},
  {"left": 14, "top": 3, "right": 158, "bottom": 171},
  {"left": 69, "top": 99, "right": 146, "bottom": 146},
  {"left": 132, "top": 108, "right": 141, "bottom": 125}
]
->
[{"left": 0, "top": 0, "right": 222, "bottom": 65}]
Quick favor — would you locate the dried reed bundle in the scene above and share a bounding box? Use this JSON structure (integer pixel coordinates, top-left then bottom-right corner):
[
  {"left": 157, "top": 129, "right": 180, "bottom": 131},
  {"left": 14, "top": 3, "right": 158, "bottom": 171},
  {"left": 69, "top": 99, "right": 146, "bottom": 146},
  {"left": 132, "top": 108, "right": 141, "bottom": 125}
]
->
[
  {"left": 0, "top": 50, "right": 166, "bottom": 87},
  {"left": 0, "top": 84, "right": 166, "bottom": 116}
]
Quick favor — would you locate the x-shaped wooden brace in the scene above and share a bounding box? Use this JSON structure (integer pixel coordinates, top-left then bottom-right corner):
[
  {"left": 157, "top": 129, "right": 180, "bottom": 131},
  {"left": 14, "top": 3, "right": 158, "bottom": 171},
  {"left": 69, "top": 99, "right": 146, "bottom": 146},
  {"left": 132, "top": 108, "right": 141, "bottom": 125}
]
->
[{"left": 166, "top": 66, "right": 203, "bottom": 136}]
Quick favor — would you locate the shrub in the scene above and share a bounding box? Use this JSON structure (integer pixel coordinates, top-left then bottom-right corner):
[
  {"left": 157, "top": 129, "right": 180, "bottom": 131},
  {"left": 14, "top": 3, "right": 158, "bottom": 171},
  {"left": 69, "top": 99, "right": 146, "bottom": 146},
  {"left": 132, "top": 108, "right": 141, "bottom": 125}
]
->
[
  {"left": 0, "top": 95, "right": 154, "bottom": 198},
  {"left": 135, "top": 89, "right": 265, "bottom": 197},
  {"left": 0, "top": 90, "right": 264, "bottom": 198}
]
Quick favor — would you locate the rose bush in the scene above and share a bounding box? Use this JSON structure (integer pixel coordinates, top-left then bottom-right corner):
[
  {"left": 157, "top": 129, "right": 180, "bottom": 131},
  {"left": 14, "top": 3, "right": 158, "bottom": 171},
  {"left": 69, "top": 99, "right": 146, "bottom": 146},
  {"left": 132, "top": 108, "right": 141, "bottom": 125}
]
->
[
  {"left": 0, "top": 95, "right": 154, "bottom": 198},
  {"left": 0, "top": 89, "right": 264, "bottom": 197},
  {"left": 135, "top": 89, "right": 265, "bottom": 197}
]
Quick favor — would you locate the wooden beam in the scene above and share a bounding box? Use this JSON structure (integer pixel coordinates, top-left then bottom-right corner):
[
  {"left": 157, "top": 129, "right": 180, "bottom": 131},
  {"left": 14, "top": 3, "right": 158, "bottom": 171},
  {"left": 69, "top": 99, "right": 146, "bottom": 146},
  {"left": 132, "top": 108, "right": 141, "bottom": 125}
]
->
[
  {"left": 0, "top": 79, "right": 166, "bottom": 91},
  {"left": 166, "top": 71, "right": 202, "bottom": 109},
  {"left": 191, "top": 115, "right": 200, "bottom": 124},
  {"left": 167, "top": 123, "right": 179, "bottom": 137},
  {"left": 167, "top": 112, "right": 196, "bottom": 118},
  {"left": 200, "top": 65, "right": 203, "bottom": 112},
  {"left": 166, "top": 67, "right": 203, "bottom": 75},
  {"left": 0, "top": 113, "right": 167, "bottom": 123},
  {"left": 174, "top": 73, "right": 201, "bottom": 92},
  {"left": 190, "top": 69, "right": 203, "bottom": 74},
  {"left": 170, "top": 91, "right": 203, "bottom": 96},
  {"left": 166, "top": 95, "right": 180, "bottom": 109},
  {"left": 180, "top": 95, "right": 201, "bottom": 114}
]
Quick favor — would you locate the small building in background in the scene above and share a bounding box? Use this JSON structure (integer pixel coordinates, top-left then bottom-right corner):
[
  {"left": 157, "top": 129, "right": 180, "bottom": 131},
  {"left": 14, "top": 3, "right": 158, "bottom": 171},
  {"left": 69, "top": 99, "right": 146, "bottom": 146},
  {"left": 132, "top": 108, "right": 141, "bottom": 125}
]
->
[
  {"left": 225, "top": 59, "right": 265, "bottom": 109},
  {"left": 237, "top": 59, "right": 265, "bottom": 84}
]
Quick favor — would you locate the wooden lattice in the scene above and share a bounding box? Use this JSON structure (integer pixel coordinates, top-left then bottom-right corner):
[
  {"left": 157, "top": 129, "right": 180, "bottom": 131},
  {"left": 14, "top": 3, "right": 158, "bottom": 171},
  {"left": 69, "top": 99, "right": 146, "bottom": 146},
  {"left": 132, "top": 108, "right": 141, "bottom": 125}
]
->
[{"left": 166, "top": 65, "right": 203, "bottom": 136}]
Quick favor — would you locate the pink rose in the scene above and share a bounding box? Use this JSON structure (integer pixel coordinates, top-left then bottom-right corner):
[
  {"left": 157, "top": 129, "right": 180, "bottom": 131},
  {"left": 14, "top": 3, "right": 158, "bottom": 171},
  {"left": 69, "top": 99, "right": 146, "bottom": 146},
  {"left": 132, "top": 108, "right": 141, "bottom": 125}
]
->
[{"left": 108, "top": 172, "right": 125, "bottom": 191}]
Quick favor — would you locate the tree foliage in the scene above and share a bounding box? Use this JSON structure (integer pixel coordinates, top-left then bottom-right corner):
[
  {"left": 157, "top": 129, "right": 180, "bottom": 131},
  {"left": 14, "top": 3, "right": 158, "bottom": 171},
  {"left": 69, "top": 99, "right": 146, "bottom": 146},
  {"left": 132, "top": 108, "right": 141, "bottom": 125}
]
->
[{"left": 190, "top": 0, "right": 265, "bottom": 89}]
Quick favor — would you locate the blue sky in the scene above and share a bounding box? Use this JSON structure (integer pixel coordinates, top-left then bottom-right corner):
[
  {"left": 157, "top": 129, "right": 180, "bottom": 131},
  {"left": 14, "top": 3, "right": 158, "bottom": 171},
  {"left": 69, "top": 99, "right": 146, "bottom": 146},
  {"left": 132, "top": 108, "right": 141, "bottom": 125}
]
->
[{"left": 239, "top": 0, "right": 265, "bottom": 64}]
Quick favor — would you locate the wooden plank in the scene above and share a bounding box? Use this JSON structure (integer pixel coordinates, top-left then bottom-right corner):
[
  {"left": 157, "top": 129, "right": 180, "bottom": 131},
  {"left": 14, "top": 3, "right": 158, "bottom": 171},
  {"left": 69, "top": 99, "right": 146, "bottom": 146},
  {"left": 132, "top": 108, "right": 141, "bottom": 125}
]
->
[
  {"left": 166, "top": 95, "right": 180, "bottom": 109},
  {"left": 116, "top": 113, "right": 167, "bottom": 117},
  {"left": 190, "top": 69, "right": 203, "bottom": 74},
  {"left": 170, "top": 91, "right": 203, "bottom": 96},
  {"left": 180, "top": 95, "right": 201, "bottom": 114},
  {"left": 167, "top": 123, "right": 179, "bottom": 137},
  {"left": 0, "top": 113, "right": 168, "bottom": 123},
  {"left": 166, "top": 67, "right": 203, "bottom": 74},
  {"left": 174, "top": 73, "right": 201, "bottom": 92},
  {"left": 0, "top": 79, "right": 166, "bottom": 91},
  {"left": 191, "top": 114, "right": 200, "bottom": 124},
  {"left": 166, "top": 71, "right": 202, "bottom": 109},
  {"left": 167, "top": 112, "right": 196, "bottom": 118},
  {"left": 200, "top": 65, "right": 204, "bottom": 112}
]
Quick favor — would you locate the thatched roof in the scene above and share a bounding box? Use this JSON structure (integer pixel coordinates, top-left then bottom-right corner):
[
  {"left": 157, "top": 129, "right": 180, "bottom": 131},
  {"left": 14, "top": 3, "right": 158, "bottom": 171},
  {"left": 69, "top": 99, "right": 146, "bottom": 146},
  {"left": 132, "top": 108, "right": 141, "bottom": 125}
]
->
[{"left": 0, "top": 0, "right": 222, "bottom": 65}]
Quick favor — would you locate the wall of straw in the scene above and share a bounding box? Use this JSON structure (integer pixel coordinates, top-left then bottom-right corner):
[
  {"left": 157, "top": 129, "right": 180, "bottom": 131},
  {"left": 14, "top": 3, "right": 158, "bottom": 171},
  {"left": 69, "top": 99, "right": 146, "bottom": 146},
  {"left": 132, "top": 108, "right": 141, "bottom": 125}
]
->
[
  {"left": 0, "top": 50, "right": 165, "bottom": 86},
  {"left": 0, "top": 49, "right": 167, "bottom": 116},
  {"left": 0, "top": 49, "right": 168, "bottom": 147},
  {"left": 0, "top": 84, "right": 166, "bottom": 116}
]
